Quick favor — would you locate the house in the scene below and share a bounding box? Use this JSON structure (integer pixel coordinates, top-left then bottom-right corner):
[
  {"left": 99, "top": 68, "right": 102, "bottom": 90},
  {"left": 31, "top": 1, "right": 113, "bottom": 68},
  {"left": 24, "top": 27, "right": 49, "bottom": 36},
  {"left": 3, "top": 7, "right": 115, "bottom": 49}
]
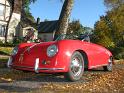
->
[
  {"left": 0, "top": 0, "right": 10, "bottom": 42},
  {"left": 38, "top": 20, "right": 58, "bottom": 41},
  {"left": 0, "top": 0, "right": 22, "bottom": 42},
  {"left": 0, "top": 0, "right": 37, "bottom": 43},
  {"left": 0, "top": 0, "right": 25, "bottom": 42}
]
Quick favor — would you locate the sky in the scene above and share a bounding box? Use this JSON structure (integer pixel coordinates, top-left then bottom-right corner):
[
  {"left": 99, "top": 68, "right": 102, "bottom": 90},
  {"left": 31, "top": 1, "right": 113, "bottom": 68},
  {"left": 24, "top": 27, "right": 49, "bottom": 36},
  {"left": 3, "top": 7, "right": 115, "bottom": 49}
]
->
[{"left": 30, "top": 0, "right": 107, "bottom": 28}]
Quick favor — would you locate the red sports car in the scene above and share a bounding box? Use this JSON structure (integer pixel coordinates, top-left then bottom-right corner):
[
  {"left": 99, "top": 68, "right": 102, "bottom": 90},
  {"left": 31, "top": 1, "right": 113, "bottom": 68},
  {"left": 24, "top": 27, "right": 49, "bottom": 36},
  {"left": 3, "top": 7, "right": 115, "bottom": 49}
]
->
[{"left": 7, "top": 34, "right": 113, "bottom": 81}]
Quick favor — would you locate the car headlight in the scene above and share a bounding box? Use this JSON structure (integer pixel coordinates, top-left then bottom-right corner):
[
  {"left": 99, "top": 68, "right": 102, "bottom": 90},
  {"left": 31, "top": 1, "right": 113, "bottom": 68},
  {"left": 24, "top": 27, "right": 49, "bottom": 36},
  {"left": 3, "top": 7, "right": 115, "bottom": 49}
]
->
[
  {"left": 47, "top": 45, "right": 58, "bottom": 57},
  {"left": 11, "top": 46, "right": 18, "bottom": 55}
]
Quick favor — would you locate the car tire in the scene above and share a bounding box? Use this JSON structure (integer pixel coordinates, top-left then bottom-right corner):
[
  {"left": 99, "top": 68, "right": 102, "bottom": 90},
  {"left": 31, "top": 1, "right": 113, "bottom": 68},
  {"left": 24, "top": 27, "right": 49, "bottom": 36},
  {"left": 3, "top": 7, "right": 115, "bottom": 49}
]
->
[
  {"left": 64, "top": 51, "right": 84, "bottom": 81},
  {"left": 103, "top": 57, "right": 113, "bottom": 71}
]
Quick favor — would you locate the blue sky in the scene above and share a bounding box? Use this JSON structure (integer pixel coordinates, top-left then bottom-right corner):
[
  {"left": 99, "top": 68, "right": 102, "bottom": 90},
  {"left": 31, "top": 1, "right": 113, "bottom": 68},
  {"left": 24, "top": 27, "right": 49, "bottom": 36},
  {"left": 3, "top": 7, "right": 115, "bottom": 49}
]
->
[{"left": 30, "top": 0, "right": 107, "bottom": 28}]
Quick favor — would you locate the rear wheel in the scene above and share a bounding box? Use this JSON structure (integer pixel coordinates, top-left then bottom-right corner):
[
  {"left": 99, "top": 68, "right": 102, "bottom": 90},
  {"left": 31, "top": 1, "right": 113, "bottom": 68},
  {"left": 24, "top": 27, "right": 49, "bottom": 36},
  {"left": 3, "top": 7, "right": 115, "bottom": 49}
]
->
[
  {"left": 103, "top": 57, "right": 113, "bottom": 71},
  {"left": 64, "top": 51, "right": 84, "bottom": 81}
]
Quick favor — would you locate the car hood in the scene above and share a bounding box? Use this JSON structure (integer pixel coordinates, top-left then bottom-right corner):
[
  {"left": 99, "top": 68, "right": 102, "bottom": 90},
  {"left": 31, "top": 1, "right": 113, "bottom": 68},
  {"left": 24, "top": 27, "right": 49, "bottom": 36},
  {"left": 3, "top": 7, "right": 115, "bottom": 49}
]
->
[
  {"left": 12, "top": 41, "right": 57, "bottom": 66},
  {"left": 18, "top": 41, "right": 56, "bottom": 52}
]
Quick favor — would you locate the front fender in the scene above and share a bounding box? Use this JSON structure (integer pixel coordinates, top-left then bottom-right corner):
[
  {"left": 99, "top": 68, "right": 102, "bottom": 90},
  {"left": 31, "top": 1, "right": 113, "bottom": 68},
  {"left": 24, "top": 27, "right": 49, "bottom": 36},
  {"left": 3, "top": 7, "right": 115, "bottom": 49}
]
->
[{"left": 56, "top": 40, "right": 84, "bottom": 72}]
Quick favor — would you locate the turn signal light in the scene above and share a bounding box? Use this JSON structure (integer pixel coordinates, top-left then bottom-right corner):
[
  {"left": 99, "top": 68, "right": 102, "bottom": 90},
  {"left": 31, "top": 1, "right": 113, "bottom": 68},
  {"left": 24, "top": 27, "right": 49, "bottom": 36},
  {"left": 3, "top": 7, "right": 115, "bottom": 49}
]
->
[{"left": 42, "top": 60, "right": 51, "bottom": 65}]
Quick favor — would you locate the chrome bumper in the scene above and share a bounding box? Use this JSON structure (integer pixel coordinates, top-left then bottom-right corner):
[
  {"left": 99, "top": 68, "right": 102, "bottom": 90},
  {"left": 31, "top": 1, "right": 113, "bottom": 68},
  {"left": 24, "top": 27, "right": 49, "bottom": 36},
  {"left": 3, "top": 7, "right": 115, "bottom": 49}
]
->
[
  {"left": 7, "top": 57, "right": 12, "bottom": 68},
  {"left": 8, "top": 57, "right": 65, "bottom": 73},
  {"left": 34, "top": 58, "right": 64, "bottom": 73},
  {"left": 34, "top": 58, "right": 39, "bottom": 73}
]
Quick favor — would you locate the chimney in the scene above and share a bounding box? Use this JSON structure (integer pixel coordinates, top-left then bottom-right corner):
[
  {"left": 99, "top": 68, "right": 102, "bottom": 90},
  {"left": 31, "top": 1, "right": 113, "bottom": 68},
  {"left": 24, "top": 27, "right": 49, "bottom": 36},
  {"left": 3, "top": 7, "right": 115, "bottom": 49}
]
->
[{"left": 37, "top": 17, "right": 40, "bottom": 25}]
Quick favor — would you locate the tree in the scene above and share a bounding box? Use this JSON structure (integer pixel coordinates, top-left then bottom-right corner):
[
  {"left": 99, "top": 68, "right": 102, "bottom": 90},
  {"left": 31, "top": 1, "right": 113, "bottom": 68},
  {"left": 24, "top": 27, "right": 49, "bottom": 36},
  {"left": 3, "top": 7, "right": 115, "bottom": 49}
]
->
[
  {"left": 21, "top": 0, "right": 37, "bottom": 28},
  {"left": 93, "top": 0, "right": 124, "bottom": 59},
  {"left": 22, "top": 0, "right": 37, "bottom": 15},
  {"left": 5, "top": 0, "right": 37, "bottom": 43},
  {"left": 5, "top": 0, "right": 22, "bottom": 43},
  {"left": 104, "top": 0, "right": 124, "bottom": 46},
  {"left": 54, "top": 0, "right": 74, "bottom": 40},
  {"left": 93, "top": 16, "right": 115, "bottom": 48},
  {"left": 93, "top": 0, "right": 124, "bottom": 47},
  {"left": 5, "top": 0, "right": 14, "bottom": 43},
  {"left": 67, "top": 20, "right": 85, "bottom": 36},
  {"left": 104, "top": 0, "right": 124, "bottom": 9}
]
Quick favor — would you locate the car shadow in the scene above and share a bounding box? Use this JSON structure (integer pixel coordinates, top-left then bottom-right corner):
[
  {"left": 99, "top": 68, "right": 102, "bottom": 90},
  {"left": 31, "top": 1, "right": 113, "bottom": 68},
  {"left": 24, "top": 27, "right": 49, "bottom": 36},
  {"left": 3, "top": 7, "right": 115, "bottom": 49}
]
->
[
  {"left": 18, "top": 73, "right": 69, "bottom": 82},
  {"left": 17, "top": 69, "right": 104, "bottom": 83},
  {"left": 0, "top": 85, "right": 35, "bottom": 92},
  {"left": 0, "top": 67, "right": 106, "bottom": 93},
  {"left": 85, "top": 67, "right": 106, "bottom": 72},
  {"left": 0, "top": 73, "right": 69, "bottom": 92}
]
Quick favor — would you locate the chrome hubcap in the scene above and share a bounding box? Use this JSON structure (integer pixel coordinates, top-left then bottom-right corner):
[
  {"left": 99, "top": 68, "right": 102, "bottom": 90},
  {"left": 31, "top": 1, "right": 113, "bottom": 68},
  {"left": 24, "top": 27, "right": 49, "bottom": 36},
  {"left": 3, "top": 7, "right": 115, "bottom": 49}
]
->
[
  {"left": 71, "top": 57, "right": 82, "bottom": 76},
  {"left": 108, "top": 58, "right": 112, "bottom": 70}
]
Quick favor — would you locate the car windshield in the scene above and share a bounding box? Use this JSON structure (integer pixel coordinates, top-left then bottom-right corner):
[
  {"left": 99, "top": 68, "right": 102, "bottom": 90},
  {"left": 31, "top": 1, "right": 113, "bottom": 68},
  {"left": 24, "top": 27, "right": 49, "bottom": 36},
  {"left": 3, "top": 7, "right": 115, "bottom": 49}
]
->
[
  {"left": 55, "top": 34, "right": 90, "bottom": 41},
  {"left": 55, "top": 34, "right": 78, "bottom": 41}
]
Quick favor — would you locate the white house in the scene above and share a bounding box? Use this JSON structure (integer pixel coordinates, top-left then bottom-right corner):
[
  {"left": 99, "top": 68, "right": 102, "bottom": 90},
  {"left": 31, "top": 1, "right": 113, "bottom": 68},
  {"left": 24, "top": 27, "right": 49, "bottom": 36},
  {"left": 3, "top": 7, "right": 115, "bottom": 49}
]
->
[
  {"left": 0, "top": 0, "right": 10, "bottom": 42},
  {"left": 38, "top": 20, "right": 58, "bottom": 42},
  {"left": 0, "top": 0, "right": 23, "bottom": 42}
]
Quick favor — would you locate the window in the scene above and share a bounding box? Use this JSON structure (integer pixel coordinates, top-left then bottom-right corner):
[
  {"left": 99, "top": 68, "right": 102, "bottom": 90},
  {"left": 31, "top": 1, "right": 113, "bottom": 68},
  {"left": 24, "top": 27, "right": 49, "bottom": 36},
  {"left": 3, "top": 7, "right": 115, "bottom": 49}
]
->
[
  {"left": 0, "top": 25, "right": 6, "bottom": 37},
  {"left": 0, "top": 5, "right": 4, "bottom": 16}
]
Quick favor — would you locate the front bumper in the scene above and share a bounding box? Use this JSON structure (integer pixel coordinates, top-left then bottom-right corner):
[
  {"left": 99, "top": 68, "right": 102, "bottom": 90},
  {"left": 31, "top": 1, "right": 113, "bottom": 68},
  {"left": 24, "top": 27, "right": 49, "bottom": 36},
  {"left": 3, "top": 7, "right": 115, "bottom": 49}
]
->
[{"left": 7, "top": 57, "right": 65, "bottom": 73}]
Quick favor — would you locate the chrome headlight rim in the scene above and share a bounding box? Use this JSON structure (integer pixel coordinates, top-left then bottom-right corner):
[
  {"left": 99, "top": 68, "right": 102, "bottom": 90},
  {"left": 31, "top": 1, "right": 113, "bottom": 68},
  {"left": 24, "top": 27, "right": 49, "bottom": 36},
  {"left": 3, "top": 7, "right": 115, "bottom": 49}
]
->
[
  {"left": 47, "top": 44, "right": 58, "bottom": 57},
  {"left": 11, "top": 46, "right": 18, "bottom": 56}
]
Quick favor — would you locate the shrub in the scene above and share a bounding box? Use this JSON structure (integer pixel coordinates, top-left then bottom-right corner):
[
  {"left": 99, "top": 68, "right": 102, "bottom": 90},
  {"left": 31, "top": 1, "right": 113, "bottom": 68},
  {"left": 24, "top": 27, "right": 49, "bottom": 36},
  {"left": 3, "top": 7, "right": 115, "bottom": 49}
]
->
[
  {"left": 0, "top": 42, "right": 15, "bottom": 47},
  {"left": 13, "top": 37, "right": 24, "bottom": 45},
  {"left": 110, "top": 47, "right": 124, "bottom": 60}
]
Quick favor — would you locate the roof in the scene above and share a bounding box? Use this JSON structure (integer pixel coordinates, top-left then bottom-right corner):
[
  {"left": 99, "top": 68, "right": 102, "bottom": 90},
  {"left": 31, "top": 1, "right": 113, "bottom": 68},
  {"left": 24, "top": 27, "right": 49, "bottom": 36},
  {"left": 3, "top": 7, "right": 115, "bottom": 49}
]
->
[{"left": 38, "top": 20, "right": 58, "bottom": 33}]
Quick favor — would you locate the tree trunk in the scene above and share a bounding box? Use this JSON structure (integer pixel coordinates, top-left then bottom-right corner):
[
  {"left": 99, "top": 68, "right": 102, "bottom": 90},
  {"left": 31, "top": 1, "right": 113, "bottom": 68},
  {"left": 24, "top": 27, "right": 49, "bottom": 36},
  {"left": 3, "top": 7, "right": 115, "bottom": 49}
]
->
[
  {"left": 54, "top": 0, "right": 74, "bottom": 40},
  {"left": 5, "top": 0, "right": 14, "bottom": 43},
  {"left": 5, "top": 0, "right": 22, "bottom": 43}
]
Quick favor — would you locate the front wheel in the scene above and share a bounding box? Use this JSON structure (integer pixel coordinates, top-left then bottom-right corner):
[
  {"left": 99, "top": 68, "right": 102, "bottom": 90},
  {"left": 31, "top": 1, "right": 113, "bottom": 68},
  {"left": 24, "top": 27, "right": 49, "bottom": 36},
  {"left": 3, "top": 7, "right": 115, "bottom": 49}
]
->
[
  {"left": 103, "top": 57, "right": 113, "bottom": 71},
  {"left": 64, "top": 51, "right": 84, "bottom": 81}
]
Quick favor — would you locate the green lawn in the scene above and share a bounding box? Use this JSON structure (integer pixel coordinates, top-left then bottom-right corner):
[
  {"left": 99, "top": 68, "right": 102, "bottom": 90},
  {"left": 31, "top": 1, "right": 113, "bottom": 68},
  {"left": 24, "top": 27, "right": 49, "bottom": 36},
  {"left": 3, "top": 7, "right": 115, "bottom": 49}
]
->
[
  {"left": 0, "top": 47, "right": 13, "bottom": 67},
  {"left": 0, "top": 47, "right": 13, "bottom": 55},
  {"left": 0, "top": 58, "right": 8, "bottom": 62}
]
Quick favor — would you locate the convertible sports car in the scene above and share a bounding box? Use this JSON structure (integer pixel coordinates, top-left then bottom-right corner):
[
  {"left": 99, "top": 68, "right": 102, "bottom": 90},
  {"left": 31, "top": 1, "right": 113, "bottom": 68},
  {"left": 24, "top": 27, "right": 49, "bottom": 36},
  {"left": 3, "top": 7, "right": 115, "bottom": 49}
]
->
[{"left": 7, "top": 34, "right": 113, "bottom": 81}]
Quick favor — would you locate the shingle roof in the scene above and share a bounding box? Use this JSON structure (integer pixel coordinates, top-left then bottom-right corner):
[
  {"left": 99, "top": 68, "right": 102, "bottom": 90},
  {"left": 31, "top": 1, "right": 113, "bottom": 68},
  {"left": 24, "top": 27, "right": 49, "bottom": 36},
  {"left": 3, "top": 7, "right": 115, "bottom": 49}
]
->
[{"left": 38, "top": 20, "right": 58, "bottom": 33}]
